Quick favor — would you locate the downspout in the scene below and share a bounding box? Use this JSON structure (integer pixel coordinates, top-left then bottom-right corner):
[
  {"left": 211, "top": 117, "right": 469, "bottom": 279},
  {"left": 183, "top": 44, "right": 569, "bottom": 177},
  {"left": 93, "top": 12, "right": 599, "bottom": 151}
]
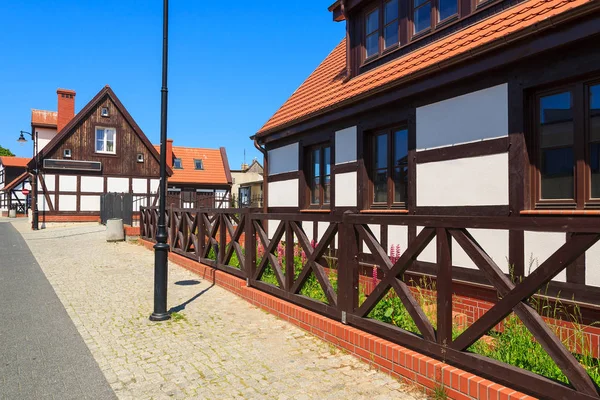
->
[{"left": 253, "top": 137, "right": 268, "bottom": 213}]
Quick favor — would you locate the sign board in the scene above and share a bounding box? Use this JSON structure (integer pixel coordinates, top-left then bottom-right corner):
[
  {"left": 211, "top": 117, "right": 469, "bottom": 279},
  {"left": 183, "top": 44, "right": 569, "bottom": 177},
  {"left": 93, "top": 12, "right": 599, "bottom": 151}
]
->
[{"left": 21, "top": 189, "right": 30, "bottom": 195}]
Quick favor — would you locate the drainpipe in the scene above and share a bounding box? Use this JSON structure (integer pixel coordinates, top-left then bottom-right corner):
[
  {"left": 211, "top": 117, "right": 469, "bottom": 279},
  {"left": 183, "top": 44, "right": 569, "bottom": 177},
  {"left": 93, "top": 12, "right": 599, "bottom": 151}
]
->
[{"left": 253, "top": 138, "right": 267, "bottom": 214}]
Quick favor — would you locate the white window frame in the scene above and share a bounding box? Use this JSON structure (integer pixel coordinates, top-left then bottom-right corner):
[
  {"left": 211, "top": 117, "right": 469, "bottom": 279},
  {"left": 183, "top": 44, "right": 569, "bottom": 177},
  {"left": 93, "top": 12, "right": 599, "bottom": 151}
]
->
[{"left": 95, "top": 127, "right": 117, "bottom": 154}]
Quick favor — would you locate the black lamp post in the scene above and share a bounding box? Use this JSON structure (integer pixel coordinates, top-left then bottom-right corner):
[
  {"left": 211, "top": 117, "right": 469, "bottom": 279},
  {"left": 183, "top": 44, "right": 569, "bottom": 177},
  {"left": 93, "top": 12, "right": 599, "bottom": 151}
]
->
[
  {"left": 150, "top": 0, "right": 171, "bottom": 322},
  {"left": 17, "top": 130, "right": 39, "bottom": 231}
]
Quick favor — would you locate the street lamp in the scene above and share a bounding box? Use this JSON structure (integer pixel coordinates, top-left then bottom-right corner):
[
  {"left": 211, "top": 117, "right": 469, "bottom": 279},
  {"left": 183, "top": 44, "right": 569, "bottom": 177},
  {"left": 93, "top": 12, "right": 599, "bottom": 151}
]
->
[
  {"left": 150, "top": 0, "right": 171, "bottom": 322},
  {"left": 17, "top": 130, "right": 39, "bottom": 230}
]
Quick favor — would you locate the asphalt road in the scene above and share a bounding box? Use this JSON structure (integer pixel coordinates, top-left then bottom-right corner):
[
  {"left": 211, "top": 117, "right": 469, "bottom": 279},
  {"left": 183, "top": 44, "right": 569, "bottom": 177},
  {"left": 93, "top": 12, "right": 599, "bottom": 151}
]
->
[{"left": 0, "top": 220, "right": 116, "bottom": 400}]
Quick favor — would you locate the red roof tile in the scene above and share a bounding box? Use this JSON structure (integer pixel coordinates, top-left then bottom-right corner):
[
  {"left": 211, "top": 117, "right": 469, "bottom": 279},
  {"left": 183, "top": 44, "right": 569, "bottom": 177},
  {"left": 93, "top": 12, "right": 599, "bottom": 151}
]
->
[
  {"left": 0, "top": 156, "right": 31, "bottom": 168},
  {"left": 155, "top": 146, "right": 230, "bottom": 185},
  {"left": 31, "top": 109, "right": 57, "bottom": 127},
  {"left": 257, "top": 0, "right": 594, "bottom": 136}
]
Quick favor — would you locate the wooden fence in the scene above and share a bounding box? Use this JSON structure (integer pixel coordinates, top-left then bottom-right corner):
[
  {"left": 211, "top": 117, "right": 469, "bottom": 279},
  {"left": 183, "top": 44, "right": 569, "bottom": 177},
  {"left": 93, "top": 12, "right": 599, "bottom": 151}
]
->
[{"left": 140, "top": 206, "right": 600, "bottom": 400}]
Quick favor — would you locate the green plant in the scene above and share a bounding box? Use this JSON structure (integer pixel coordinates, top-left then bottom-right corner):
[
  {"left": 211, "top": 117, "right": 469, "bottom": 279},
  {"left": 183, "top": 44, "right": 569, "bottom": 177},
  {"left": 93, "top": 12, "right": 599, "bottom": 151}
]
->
[
  {"left": 430, "top": 384, "right": 448, "bottom": 400},
  {"left": 170, "top": 311, "right": 186, "bottom": 322}
]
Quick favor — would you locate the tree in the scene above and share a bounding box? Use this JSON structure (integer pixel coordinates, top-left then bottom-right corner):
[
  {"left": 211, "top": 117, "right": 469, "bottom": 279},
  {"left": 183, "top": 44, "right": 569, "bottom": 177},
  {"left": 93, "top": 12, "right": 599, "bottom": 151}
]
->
[{"left": 0, "top": 146, "right": 15, "bottom": 156}]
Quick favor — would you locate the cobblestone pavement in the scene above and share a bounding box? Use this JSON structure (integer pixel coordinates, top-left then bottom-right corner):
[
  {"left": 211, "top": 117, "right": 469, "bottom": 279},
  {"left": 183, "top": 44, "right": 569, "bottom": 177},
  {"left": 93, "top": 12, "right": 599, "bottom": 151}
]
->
[{"left": 14, "top": 220, "right": 425, "bottom": 400}]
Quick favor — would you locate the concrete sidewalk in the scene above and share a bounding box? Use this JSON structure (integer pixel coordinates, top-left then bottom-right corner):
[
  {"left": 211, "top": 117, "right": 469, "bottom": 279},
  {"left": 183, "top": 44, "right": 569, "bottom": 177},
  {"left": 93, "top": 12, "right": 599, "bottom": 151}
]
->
[
  {"left": 0, "top": 220, "right": 116, "bottom": 400},
  {"left": 11, "top": 219, "right": 424, "bottom": 400}
]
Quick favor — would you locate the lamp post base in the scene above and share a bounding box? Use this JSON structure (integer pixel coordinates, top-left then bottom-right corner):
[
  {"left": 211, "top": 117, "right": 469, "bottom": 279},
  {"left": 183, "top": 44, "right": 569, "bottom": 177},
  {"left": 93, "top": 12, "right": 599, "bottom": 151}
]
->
[{"left": 149, "top": 312, "right": 171, "bottom": 321}]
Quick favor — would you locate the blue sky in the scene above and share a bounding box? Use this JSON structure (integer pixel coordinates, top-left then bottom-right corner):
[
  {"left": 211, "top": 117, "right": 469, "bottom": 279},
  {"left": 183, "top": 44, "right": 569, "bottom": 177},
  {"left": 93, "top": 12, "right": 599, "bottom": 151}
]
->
[{"left": 0, "top": 1, "right": 344, "bottom": 167}]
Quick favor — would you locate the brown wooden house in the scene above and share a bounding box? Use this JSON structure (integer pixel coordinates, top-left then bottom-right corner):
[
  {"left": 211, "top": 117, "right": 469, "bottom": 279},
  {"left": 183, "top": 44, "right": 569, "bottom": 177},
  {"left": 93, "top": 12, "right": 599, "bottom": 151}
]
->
[{"left": 30, "top": 85, "right": 167, "bottom": 222}]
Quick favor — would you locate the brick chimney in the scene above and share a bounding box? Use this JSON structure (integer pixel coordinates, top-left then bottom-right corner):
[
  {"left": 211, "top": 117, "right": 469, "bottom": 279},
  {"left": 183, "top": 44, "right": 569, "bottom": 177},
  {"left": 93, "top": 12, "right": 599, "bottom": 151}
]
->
[
  {"left": 166, "top": 139, "right": 173, "bottom": 168},
  {"left": 57, "top": 89, "right": 76, "bottom": 132}
]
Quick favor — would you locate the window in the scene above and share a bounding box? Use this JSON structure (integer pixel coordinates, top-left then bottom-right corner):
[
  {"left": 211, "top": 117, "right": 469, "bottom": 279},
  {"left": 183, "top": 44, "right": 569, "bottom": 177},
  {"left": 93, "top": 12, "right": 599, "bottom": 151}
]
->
[
  {"left": 364, "top": 1, "right": 399, "bottom": 59},
  {"left": 0, "top": 168, "right": 4, "bottom": 185},
  {"left": 533, "top": 79, "right": 600, "bottom": 208},
  {"left": 365, "top": 8, "right": 380, "bottom": 58},
  {"left": 306, "top": 145, "right": 331, "bottom": 207},
  {"left": 101, "top": 107, "right": 109, "bottom": 117},
  {"left": 95, "top": 127, "right": 116, "bottom": 154},
  {"left": 194, "top": 159, "right": 204, "bottom": 170},
  {"left": 173, "top": 158, "right": 183, "bottom": 169},
  {"left": 369, "top": 127, "right": 408, "bottom": 208},
  {"left": 413, "top": 0, "right": 458, "bottom": 35}
]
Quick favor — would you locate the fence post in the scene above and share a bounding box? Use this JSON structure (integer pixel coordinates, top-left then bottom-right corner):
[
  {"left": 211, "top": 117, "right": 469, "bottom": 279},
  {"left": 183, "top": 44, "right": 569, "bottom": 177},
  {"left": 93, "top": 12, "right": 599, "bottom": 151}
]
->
[
  {"left": 436, "top": 227, "right": 453, "bottom": 346},
  {"left": 244, "top": 210, "right": 255, "bottom": 285},
  {"left": 199, "top": 211, "right": 206, "bottom": 260},
  {"left": 169, "top": 205, "right": 174, "bottom": 248},
  {"left": 337, "top": 211, "right": 360, "bottom": 323},
  {"left": 219, "top": 213, "right": 226, "bottom": 267},
  {"left": 140, "top": 207, "right": 145, "bottom": 238},
  {"left": 285, "top": 221, "right": 294, "bottom": 291}
]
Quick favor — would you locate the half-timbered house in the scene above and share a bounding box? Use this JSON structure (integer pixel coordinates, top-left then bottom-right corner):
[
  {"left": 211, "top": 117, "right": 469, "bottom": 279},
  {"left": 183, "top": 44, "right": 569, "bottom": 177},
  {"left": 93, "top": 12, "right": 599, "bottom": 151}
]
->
[
  {"left": 0, "top": 157, "right": 30, "bottom": 216},
  {"left": 30, "top": 85, "right": 165, "bottom": 222}
]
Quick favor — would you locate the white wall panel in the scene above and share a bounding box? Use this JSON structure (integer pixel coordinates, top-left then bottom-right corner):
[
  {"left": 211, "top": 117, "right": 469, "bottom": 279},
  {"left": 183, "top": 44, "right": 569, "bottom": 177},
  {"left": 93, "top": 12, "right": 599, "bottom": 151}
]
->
[
  {"left": 452, "top": 229, "right": 509, "bottom": 272},
  {"left": 416, "top": 83, "right": 508, "bottom": 150},
  {"left": 586, "top": 242, "right": 600, "bottom": 287},
  {"left": 80, "top": 195, "right": 101, "bottom": 212},
  {"left": 388, "top": 225, "right": 409, "bottom": 255},
  {"left": 335, "top": 172, "right": 357, "bottom": 207},
  {"left": 416, "top": 226, "right": 437, "bottom": 264},
  {"left": 59, "top": 195, "right": 77, "bottom": 212},
  {"left": 335, "top": 126, "right": 357, "bottom": 164},
  {"left": 132, "top": 178, "right": 147, "bottom": 194},
  {"left": 363, "top": 224, "right": 382, "bottom": 255},
  {"left": 417, "top": 153, "right": 508, "bottom": 206},
  {"left": 267, "top": 220, "right": 281, "bottom": 240},
  {"left": 525, "top": 231, "right": 566, "bottom": 282},
  {"left": 107, "top": 177, "right": 129, "bottom": 193},
  {"left": 36, "top": 127, "right": 57, "bottom": 152},
  {"left": 268, "top": 179, "right": 298, "bottom": 207},
  {"left": 37, "top": 194, "right": 54, "bottom": 212},
  {"left": 268, "top": 143, "right": 298, "bottom": 175},
  {"left": 81, "top": 176, "right": 104, "bottom": 193},
  {"left": 59, "top": 175, "right": 77, "bottom": 192},
  {"left": 40, "top": 174, "right": 55, "bottom": 192},
  {"left": 150, "top": 179, "right": 160, "bottom": 194}
]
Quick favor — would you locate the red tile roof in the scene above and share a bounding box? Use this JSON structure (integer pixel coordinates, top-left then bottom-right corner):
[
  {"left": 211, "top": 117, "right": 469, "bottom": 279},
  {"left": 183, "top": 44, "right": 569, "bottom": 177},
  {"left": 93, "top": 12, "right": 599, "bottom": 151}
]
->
[
  {"left": 31, "top": 109, "right": 58, "bottom": 127},
  {"left": 0, "top": 156, "right": 31, "bottom": 168},
  {"left": 257, "top": 0, "right": 594, "bottom": 136},
  {"left": 155, "top": 146, "right": 231, "bottom": 185}
]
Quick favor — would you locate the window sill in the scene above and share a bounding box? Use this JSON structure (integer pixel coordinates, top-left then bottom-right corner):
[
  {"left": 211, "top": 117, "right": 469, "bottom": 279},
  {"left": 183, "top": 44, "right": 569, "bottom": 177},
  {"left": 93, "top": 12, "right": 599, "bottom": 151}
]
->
[
  {"left": 360, "top": 209, "right": 409, "bottom": 214},
  {"left": 521, "top": 210, "right": 600, "bottom": 216},
  {"left": 300, "top": 209, "right": 330, "bottom": 213}
]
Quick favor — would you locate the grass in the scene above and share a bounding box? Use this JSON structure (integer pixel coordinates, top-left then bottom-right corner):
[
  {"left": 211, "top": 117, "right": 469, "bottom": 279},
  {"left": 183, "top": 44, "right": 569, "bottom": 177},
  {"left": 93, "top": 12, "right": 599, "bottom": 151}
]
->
[{"left": 170, "top": 311, "right": 186, "bottom": 322}]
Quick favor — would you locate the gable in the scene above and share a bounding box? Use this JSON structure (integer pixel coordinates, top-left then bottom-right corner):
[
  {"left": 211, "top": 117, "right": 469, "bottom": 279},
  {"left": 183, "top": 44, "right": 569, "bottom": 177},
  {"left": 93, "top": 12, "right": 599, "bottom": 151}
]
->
[{"left": 38, "top": 87, "right": 165, "bottom": 178}]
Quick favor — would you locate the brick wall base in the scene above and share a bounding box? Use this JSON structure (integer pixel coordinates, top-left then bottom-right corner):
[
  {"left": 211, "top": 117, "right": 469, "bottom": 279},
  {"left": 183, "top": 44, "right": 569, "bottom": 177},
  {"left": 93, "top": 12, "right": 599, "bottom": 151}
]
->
[
  {"left": 139, "top": 238, "right": 533, "bottom": 400},
  {"left": 41, "top": 215, "right": 101, "bottom": 223}
]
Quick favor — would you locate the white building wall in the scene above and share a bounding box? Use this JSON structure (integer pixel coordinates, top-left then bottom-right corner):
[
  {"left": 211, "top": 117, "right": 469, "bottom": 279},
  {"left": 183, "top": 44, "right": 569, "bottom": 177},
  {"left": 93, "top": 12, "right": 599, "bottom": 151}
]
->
[
  {"left": 59, "top": 175, "right": 77, "bottom": 192},
  {"left": 40, "top": 174, "right": 55, "bottom": 191},
  {"left": 416, "top": 153, "right": 509, "bottom": 206},
  {"left": 586, "top": 243, "right": 600, "bottom": 287},
  {"left": 524, "top": 231, "right": 567, "bottom": 283},
  {"left": 80, "top": 195, "right": 101, "bottom": 212},
  {"left": 36, "top": 127, "right": 58, "bottom": 153},
  {"left": 335, "top": 172, "right": 357, "bottom": 207},
  {"left": 150, "top": 179, "right": 160, "bottom": 194},
  {"left": 268, "top": 180, "right": 298, "bottom": 207},
  {"left": 268, "top": 143, "right": 299, "bottom": 175},
  {"left": 107, "top": 177, "right": 129, "bottom": 193},
  {"left": 81, "top": 176, "right": 104, "bottom": 193},
  {"left": 59, "top": 195, "right": 77, "bottom": 212},
  {"left": 416, "top": 84, "right": 508, "bottom": 150},
  {"left": 37, "top": 194, "right": 55, "bottom": 212},
  {"left": 132, "top": 178, "right": 147, "bottom": 194},
  {"left": 335, "top": 126, "right": 357, "bottom": 164}
]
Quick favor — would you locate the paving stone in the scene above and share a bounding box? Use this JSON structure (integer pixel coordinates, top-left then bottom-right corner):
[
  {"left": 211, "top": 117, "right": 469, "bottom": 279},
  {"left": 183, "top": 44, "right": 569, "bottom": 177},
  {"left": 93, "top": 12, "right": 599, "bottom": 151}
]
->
[{"left": 10, "top": 219, "right": 425, "bottom": 399}]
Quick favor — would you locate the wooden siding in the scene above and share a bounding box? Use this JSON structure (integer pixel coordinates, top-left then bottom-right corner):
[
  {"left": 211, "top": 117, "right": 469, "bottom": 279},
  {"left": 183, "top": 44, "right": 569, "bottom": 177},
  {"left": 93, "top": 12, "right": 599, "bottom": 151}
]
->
[{"left": 43, "top": 95, "right": 160, "bottom": 178}]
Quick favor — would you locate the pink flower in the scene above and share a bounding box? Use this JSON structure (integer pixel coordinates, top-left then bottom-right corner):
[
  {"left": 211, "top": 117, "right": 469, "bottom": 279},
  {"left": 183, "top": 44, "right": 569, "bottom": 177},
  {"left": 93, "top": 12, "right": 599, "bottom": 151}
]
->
[
  {"left": 372, "top": 265, "right": 378, "bottom": 286},
  {"left": 311, "top": 240, "right": 317, "bottom": 249},
  {"left": 390, "top": 244, "right": 396, "bottom": 264},
  {"left": 301, "top": 250, "right": 307, "bottom": 265},
  {"left": 396, "top": 244, "right": 401, "bottom": 259},
  {"left": 277, "top": 243, "right": 285, "bottom": 265},
  {"left": 257, "top": 242, "right": 265, "bottom": 258}
]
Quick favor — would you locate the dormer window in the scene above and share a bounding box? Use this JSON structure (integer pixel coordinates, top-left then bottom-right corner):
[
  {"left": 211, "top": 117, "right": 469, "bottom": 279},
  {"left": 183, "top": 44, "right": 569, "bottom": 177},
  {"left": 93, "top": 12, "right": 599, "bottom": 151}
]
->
[
  {"left": 194, "top": 159, "right": 204, "bottom": 170},
  {"left": 365, "top": 8, "right": 380, "bottom": 58},
  {"left": 173, "top": 158, "right": 183, "bottom": 169},
  {"left": 364, "top": 0, "right": 400, "bottom": 60},
  {"left": 412, "top": 0, "right": 458, "bottom": 36}
]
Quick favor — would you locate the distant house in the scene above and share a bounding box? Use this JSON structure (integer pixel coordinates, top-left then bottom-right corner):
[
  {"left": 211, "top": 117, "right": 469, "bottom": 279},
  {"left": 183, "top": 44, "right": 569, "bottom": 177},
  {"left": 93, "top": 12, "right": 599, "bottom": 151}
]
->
[
  {"left": 0, "top": 157, "right": 31, "bottom": 216},
  {"left": 158, "top": 139, "right": 233, "bottom": 208},
  {"left": 231, "top": 159, "right": 263, "bottom": 207},
  {"left": 30, "top": 86, "right": 165, "bottom": 222}
]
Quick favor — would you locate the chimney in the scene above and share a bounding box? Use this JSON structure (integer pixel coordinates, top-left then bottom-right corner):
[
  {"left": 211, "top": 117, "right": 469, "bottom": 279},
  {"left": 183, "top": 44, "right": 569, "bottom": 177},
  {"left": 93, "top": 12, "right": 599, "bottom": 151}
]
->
[
  {"left": 57, "top": 88, "right": 76, "bottom": 132},
  {"left": 241, "top": 162, "right": 249, "bottom": 170},
  {"left": 166, "top": 139, "right": 173, "bottom": 168}
]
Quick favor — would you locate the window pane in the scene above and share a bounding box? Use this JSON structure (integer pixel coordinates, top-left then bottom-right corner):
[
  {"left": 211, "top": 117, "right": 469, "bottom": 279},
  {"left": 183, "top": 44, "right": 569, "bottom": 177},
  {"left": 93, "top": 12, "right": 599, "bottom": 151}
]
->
[
  {"left": 414, "top": 0, "right": 428, "bottom": 6},
  {"left": 439, "top": 0, "right": 457, "bottom": 21},
  {"left": 96, "top": 128, "right": 104, "bottom": 152},
  {"left": 96, "top": 128, "right": 105, "bottom": 141},
  {"left": 591, "top": 84, "right": 600, "bottom": 142},
  {"left": 366, "top": 9, "right": 379, "bottom": 34},
  {"left": 591, "top": 143, "right": 600, "bottom": 199},
  {"left": 324, "top": 175, "right": 331, "bottom": 204},
  {"left": 311, "top": 177, "right": 321, "bottom": 204},
  {"left": 324, "top": 147, "right": 331, "bottom": 176},
  {"left": 374, "top": 134, "right": 388, "bottom": 170},
  {"left": 374, "top": 170, "right": 388, "bottom": 203},
  {"left": 541, "top": 147, "right": 574, "bottom": 199},
  {"left": 384, "top": 21, "right": 399, "bottom": 49},
  {"left": 393, "top": 167, "right": 407, "bottom": 203},
  {"left": 414, "top": 2, "right": 431, "bottom": 34},
  {"left": 393, "top": 129, "right": 408, "bottom": 168},
  {"left": 366, "top": 33, "right": 379, "bottom": 58},
  {"left": 540, "top": 92, "right": 573, "bottom": 148},
  {"left": 106, "top": 140, "right": 114, "bottom": 152},
  {"left": 385, "top": 0, "right": 398, "bottom": 24},
  {"left": 105, "top": 128, "right": 115, "bottom": 141},
  {"left": 312, "top": 149, "right": 321, "bottom": 178}
]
